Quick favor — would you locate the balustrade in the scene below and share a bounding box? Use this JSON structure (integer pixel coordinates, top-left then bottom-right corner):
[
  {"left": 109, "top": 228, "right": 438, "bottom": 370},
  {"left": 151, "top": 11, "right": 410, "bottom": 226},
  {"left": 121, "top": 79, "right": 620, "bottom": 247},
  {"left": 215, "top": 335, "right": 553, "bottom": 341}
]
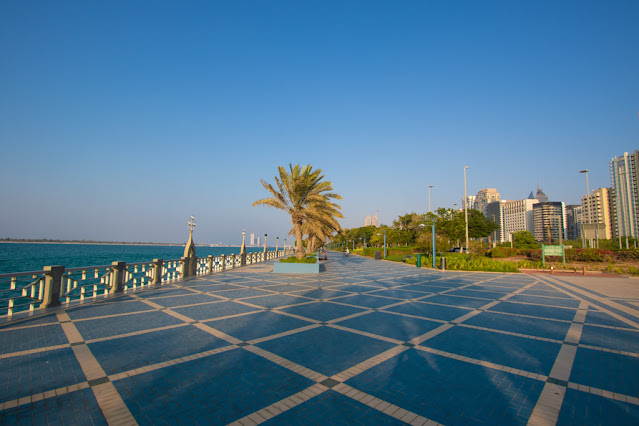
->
[{"left": 0, "top": 248, "right": 294, "bottom": 320}]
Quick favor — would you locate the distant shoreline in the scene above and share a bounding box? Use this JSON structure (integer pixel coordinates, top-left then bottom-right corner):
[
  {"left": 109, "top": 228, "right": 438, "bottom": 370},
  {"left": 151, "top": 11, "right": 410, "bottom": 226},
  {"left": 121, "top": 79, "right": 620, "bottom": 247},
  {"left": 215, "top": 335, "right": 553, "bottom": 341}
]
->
[{"left": 0, "top": 240, "right": 194, "bottom": 247}]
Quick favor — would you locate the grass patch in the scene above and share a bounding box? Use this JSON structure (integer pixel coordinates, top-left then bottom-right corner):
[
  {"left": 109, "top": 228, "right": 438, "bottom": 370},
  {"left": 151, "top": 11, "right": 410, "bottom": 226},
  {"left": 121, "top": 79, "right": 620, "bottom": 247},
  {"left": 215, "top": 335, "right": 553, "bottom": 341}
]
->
[{"left": 403, "top": 253, "right": 520, "bottom": 273}]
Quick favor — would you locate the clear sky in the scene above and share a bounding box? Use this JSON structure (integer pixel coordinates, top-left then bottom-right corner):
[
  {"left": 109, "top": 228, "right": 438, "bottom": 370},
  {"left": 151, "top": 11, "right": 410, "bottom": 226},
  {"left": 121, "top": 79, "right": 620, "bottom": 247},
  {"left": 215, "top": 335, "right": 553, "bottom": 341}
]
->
[{"left": 1, "top": 1, "right": 638, "bottom": 245}]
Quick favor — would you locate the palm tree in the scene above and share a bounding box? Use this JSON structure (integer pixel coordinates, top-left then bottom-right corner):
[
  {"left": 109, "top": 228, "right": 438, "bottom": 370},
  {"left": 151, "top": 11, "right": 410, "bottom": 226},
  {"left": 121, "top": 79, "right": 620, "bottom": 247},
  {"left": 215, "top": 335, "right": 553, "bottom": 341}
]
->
[{"left": 253, "top": 164, "right": 342, "bottom": 260}]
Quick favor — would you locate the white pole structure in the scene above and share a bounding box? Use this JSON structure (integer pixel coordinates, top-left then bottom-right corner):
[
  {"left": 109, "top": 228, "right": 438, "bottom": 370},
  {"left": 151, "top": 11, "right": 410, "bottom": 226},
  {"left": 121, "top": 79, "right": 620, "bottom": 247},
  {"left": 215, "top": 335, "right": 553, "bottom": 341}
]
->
[
  {"left": 428, "top": 185, "right": 434, "bottom": 213},
  {"left": 464, "top": 166, "right": 469, "bottom": 252}
]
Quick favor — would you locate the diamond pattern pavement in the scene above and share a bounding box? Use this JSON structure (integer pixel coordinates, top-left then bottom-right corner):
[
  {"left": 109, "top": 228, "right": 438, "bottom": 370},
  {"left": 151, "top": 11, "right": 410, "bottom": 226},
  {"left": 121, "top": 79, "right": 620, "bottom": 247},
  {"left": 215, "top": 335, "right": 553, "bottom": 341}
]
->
[{"left": 1, "top": 251, "right": 638, "bottom": 424}]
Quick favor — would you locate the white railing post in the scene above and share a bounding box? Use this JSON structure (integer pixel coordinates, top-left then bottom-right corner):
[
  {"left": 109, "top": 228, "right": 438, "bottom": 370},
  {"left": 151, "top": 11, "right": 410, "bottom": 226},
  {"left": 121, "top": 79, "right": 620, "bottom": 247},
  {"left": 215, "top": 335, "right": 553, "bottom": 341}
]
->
[
  {"left": 220, "top": 255, "right": 226, "bottom": 271},
  {"left": 41, "top": 265, "right": 64, "bottom": 308},
  {"left": 110, "top": 262, "right": 126, "bottom": 293}
]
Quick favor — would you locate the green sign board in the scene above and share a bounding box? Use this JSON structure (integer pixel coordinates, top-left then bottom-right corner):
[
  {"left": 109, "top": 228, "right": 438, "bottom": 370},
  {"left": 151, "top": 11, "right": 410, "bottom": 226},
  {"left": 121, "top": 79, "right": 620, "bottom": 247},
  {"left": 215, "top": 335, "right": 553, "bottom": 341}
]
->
[{"left": 542, "top": 244, "right": 565, "bottom": 267}]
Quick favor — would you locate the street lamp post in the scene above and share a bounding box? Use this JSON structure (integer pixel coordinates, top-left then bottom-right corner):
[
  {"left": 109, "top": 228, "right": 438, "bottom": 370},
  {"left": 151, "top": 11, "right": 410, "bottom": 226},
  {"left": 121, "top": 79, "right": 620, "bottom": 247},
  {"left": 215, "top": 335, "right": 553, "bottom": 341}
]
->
[
  {"left": 428, "top": 185, "right": 434, "bottom": 213},
  {"left": 419, "top": 221, "right": 437, "bottom": 268},
  {"left": 377, "top": 231, "right": 387, "bottom": 258},
  {"left": 464, "top": 166, "right": 469, "bottom": 252}
]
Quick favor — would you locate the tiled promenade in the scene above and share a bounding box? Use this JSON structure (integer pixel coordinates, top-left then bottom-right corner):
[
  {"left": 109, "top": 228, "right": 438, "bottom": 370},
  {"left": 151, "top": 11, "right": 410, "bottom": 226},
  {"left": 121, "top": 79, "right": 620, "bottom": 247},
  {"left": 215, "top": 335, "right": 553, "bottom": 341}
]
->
[{"left": 1, "top": 253, "right": 638, "bottom": 425}]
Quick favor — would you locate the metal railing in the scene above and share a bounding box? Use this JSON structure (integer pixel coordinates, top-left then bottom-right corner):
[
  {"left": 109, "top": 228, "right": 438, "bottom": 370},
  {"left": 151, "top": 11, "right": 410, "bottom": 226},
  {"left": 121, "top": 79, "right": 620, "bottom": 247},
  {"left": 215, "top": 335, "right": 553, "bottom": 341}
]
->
[{"left": 0, "top": 249, "right": 294, "bottom": 320}]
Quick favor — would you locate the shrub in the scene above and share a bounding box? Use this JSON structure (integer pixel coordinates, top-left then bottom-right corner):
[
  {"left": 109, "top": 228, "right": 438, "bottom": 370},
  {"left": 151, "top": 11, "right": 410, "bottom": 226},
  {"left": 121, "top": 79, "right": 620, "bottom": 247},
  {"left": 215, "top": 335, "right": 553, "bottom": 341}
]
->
[
  {"left": 279, "top": 256, "right": 316, "bottom": 264},
  {"left": 489, "top": 247, "right": 519, "bottom": 258}
]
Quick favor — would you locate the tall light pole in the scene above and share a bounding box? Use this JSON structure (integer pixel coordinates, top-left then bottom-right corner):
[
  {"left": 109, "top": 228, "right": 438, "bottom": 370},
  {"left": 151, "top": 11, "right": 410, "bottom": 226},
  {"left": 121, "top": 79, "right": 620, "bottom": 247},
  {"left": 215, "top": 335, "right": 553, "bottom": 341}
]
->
[
  {"left": 428, "top": 185, "right": 434, "bottom": 213},
  {"left": 579, "top": 169, "right": 590, "bottom": 248},
  {"left": 464, "top": 166, "right": 469, "bottom": 252},
  {"left": 377, "top": 231, "right": 387, "bottom": 258}
]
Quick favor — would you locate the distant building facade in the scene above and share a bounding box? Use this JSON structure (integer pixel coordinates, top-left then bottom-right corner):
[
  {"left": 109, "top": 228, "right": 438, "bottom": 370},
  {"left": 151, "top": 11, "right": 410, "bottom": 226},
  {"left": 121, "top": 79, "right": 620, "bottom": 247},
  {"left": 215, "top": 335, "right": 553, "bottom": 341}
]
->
[
  {"left": 364, "top": 215, "right": 372, "bottom": 226},
  {"left": 610, "top": 151, "right": 639, "bottom": 239},
  {"left": 372, "top": 214, "right": 379, "bottom": 227},
  {"left": 565, "top": 205, "right": 582, "bottom": 241},
  {"left": 250, "top": 233, "right": 255, "bottom": 246},
  {"left": 475, "top": 189, "right": 500, "bottom": 216},
  {"left": 533, "top": 202, "right": 567, "bottom": 243},
  {"left": 503, "top": 198, "right": 538, "bottom": 240},
  {"left": 535, "top": 188, "right": 548, "bottom": 203},
  {"left": 462, "top": 195, "right": 477, "bottom": 211},
  {"left": 486, "top": 200, "right": 507, "bottom": 243},
  {"left": 581, "top": 187, "right": 613, "bottom": 241}
]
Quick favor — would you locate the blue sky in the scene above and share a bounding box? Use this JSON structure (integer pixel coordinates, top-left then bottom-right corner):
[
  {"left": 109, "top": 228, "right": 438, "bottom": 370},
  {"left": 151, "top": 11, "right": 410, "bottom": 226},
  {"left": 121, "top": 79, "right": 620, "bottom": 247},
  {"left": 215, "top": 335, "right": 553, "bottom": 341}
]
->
[{"left": 1, "top": 1, "right": 638, "bottom": 245}]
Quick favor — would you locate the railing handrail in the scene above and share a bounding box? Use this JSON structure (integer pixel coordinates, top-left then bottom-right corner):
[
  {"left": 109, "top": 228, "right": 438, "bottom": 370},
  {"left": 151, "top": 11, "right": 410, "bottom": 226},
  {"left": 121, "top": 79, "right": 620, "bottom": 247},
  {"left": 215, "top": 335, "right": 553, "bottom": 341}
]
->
[
  {"left": 65, "top": 264, "right": 113, "bottom": 273},
  {"left": 1, "top": 248, "right": 295, "bottom": 320},
  {"left": 0, "top": 270, "right": 45, "bottom": 279}
]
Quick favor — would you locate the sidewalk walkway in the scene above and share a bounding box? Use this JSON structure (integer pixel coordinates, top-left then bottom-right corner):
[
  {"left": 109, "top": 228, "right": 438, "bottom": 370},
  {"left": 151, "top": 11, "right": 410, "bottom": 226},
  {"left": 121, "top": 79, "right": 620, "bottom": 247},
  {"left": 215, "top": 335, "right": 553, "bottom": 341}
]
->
[{"left": 1, "top": 252, "right": 638, "bottom": 425}]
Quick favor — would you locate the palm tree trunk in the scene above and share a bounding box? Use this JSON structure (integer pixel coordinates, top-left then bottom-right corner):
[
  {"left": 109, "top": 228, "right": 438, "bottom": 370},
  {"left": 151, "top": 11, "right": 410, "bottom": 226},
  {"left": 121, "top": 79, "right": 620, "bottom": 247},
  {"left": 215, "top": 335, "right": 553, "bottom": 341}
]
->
[{"left": 294, "top": 221, "right": 305, "bottom": 260}]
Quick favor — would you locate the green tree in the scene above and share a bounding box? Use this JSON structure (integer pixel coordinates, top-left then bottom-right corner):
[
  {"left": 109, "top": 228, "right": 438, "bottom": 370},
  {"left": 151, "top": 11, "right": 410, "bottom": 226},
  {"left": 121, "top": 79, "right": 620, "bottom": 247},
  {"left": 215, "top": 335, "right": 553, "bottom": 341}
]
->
[
  {"left": 512, "top": 231, "right": 539, "bottom": 249},
  {"left": 253, "top": 164, "right": 342, "bottom": 259}
]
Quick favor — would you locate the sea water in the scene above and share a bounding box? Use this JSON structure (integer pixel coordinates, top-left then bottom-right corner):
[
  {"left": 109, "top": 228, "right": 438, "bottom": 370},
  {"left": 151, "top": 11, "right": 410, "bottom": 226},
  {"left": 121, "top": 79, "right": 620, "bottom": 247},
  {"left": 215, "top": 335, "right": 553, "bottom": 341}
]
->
[{"left": 0, "top": 243, "right": 270, "bottom": 275}]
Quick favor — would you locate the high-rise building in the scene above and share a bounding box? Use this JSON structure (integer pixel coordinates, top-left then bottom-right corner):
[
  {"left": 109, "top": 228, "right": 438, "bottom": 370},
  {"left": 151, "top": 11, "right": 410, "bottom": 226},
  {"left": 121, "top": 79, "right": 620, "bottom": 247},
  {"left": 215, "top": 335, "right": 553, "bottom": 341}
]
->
[
  {"left": 503, "top": 198, "right": 538, "bottom": 240},
  {"left": 535, "top": 188, "right": 548, "bottom": 203},
  {"left": 533, "top": 202, "right": 567, "bottom": 243},
  {"left": 485, "top": 200, "right": 507, "bottom": 243},
  {"left": 364, "top": 215, "right": 372, "bottom": 226},
  {"left": 372, "top": 214, "right": 379, "bottom": 227},
  {"left": 462, "top": 195, "right": 477, "bottom": 211},
  {"left": 565, "top": 205, "right": 582, "bottom": 241},
  {"left": 250, "top": 233, "right": 255, "bottom": 246},
  {"left": 610, "top": 151, "right": 639, "bottom": 239},
  {"left": 475, "top": 189, "right": 500, "bottom": 215},
  {"left": 257, "top": 236, "right": 260, "bottom": 246},
  {"left": 581, "top": 188, "right": 613, "bottom": 241}
]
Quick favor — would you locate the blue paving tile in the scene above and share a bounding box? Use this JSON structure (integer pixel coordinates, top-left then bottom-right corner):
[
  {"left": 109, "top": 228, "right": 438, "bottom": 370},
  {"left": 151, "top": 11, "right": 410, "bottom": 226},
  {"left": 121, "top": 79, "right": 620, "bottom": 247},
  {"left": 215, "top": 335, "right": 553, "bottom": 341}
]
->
[
  {"left": 463, "top": 311, "right": 571, "bottom": 341},
  {"left": 324, "top": 277, "right": 371, "bottom": 285},
  {"left": 367, "top": 288, "right": 434, "bottom": 299},
  {"left": 521, "top": 287, "right": 569, "bottom": 298},
  {"left": 506, "top": 294, "right": 581, "bottom": 308},
  {"left": 240, "top": 294, "right": 312, "bottom": 308},
  {"left": 489, "top": 301, "right": 577, "bottom": 321},
  {"left": 467, "top": 284, "right": 515, "bottom": 293},
  {"left": 570, "top": 347, "right": 639, "bottom": 396},
  {"left": 74, "top": 310, "right": 184, "bottom": 340},
  {"left": 425, "top": 294, "right": 491, "bottom": 309},
  {"left": 585, "top": 310, "right": 634, "bottom": 328},
  {"left": 257, "top": 326, "right": 397, "bottom": 377},
  {"left": 89, "top": 326, "right": 231, "bottom": 375},
  {"left": 263, "top": 389, "right": 405, "bottom": 425},
  {"left": 385, "top": 301, "right": 472, "bottom": 321},
  {"left": 557, "top": 388, "right": 639, "bottom": 425},
  {"left": 0, "top": 348, "right": 86, "bottom": 401},
  {"left": 207, "top": 311, "right": 312, "bottom": 341},
  {"left": 0, "top": 387, "right": 107, "bottom": 425},
  {"left": 289, "top": 288, "right": 352, "bottom": 299},
  {"left": 145, "top": 293, "right": 223, "bottom": 308},
  {"left": 173, "top": 300, "right": 261, "bottom": 321},
  {"left": 114, "top": 347, "right": 314, "bottom": 424},
  {"left": 346, "top": 348, "right": 543, "bottom": 425},
  {"left": 397, "top": 284, "right": 449, "bottom": 293},
  {"left": 0, "top": 323, "right": 68, "bottom": 353},
  {"left": 66, "top": 300, "right": 155, "bottom": 319},
  {"left": 331, "top": 294, "right": 401, "bottom": 308},
  {"left": 134, "top": 288, "right": 197, "bottom": 299},
  {"left": 424, "top": 326, "right": 561, "bottom": 375},
  {"left": 328, "top": 284, "right": 383, "bottom": 293},
  {"left": 209, "top": 288, "right": 275, "bottom": 299},
  {"left": 188, "top": 283, "right": 243, "bottom": 291},
  {"left": 336, "top": 311, "right": 441, "bottom": 341},
  {"left": 447, "top": 288, "right": 512, "bottom": 299},
  {"left": 256, "top": 284, "right": 312, "bottom": 293},
  {"left": 580, "top": 324, "right": 639, "bottom": 353},
  {"left": 278, "top": 302, "right": 367, "bottom": 322}
]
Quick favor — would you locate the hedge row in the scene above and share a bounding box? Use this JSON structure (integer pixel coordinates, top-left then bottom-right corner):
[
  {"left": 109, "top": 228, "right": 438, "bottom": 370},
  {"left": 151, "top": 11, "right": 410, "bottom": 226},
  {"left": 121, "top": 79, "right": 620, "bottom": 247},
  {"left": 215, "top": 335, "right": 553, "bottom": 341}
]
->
[{"left": 488, "top": 247, "right": 639, "bottom": 262}]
